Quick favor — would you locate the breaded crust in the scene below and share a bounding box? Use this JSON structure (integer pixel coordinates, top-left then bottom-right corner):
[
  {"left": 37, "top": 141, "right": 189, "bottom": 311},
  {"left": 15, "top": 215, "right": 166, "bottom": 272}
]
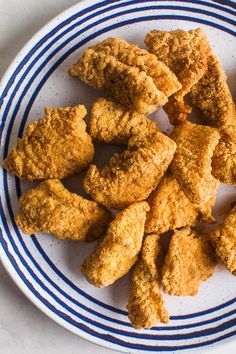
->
[
  {"left": 145, "top": 28, "right": 211, "bottom": 124},
  {"left": 89, "top": 97, "right": 159, "bottom": 145},
  {"left": 145, "top": 176, "right": 215, "bottom": 234},
  {"left": 190, "top": 55, "right": 236, "bottom": 130},
  {"left": 127, "top": 234, "right": 169, "bottom": 329},
  {"left": 69, "top": 49, "right": 167, "bottom": 114},
  {"left": 81, "top": 202, "right": 149, "bottom": 287},
  {"left": 83, "top": 132, "right": 176, "bottom": 209},
  {"left": 190, "top": 55, "right": 236, "bottom": 185},
  {"left": 171, "top": 121, "right": 220, "bottom": 205},
  {"left": 162, "top": 227, "right": 217, "bottom": 296},
  {"left": 210, "top": 204, "right": 236, "bottom": 275},
  {"left": 2, "top": 105, "right": 94, "bottom": 181},
  {"left": 15, "top": 179, "right": 112, "bottom": 241},
  {"left": 92, "top": 37, "right": 181, "bottom": 97},
  {"left": 212, "top": 137, "right": 236, "bottom": 185}
]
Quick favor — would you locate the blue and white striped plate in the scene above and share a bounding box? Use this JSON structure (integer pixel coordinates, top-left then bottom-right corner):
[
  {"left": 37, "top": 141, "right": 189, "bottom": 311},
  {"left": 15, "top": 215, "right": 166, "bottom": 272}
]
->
[{"left": 1, "top": 1, "right": 236, "bottom": 353}]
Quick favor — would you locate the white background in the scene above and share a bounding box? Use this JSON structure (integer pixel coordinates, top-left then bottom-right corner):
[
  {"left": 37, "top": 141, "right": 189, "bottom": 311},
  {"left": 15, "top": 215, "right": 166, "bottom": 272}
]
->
[{"left": 0, "top": 1, "right": 235, "bottom": 354}]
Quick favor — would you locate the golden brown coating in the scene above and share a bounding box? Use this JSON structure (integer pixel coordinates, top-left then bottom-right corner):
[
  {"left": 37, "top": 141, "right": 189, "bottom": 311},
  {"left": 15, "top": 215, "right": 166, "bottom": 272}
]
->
[
  {"left": 127, "top": 234, "right": 169, "bottom": 329},
  {"left": 69, "top": 49, "right": 167, "bottom": 114},
  {"left": 145, "top": 176, "right": 215, "bottom": 234},
  {"left": 81, "top": 202, "right": 149, "bottom": 287},
  {"left": 162, "top": 227, "right": 217, "bottom": 296},
  {"left": 2, "top": 105, "right": 94, "bottom": 181},
  {"left": 190, "top": 55, "right": 236, "bottom": 185},
  {"left": 93, "top": 37, "right": 182, "bottom": 97},
  {"left": 89, "top": 97, "right": 159, "bottom": 145},
  {"left": 83, "top": 132, "right": 176, "bottom": 209},
  {"left": 212, "top": 138, "right": 236, "bottom": 185},
  {"left": 210, "top": 204, "right": 236, "bottom": 275},
  {"left": 164, "top": 96, "right": 192, "bottom": 126},
  {"left": 145, "top": 28, "right": 211, "bottom": 124},
  {"left": 171, "top": 121, "right": 220, "bottom": 205},
  {"left": 190, "top": 55, "right": 236, "bottom": 130},
  {"left": 15, "top": 179, "right": 112, "bottom": 241}
]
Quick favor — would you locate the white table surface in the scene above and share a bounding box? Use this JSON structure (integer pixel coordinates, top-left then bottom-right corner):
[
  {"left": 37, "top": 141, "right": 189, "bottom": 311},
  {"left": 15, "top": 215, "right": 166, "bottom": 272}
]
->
[{"left": 0, "top": 1, "right": 235, "bottom": 354}]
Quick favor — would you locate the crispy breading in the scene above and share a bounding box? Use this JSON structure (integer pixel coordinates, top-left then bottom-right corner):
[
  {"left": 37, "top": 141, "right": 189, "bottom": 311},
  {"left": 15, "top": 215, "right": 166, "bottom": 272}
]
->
[
  {"left": 145, "top": 28, "right": 211, "bottom": 124},
  {"left": 15, "top": 179, "right": 112, "bottom": 241},
  {"left": 212, "top": 137, "right": 236, "bottom": 185},
  {"left": 89, "top": 97, "right": 159, "bottom": 145},
  {"left": 145, "top": 176, "right": 215, "bottom": 234},
  {"left": 69, "top": 49, "right": 167, "bottom": 114},
  {"left": 164, "top": 96, "right": 192, "bottom": 125},
  {"left": 162, "top": 227, "right": 217, "bottom": 296},
  {"left": 2, "top": 105, "right": 94, "bottom": 181},
  {"left": 210, "top": 204, "right": 236, "bottom": 275},
  {"left": 127, "top": 234, "right": 169, "bottom": 329},
  {"left": 81, "top": 202, "right": 149, "bottom": 287},
  {"left": 190, "top": 55, "right": 236, "bottom": 130},
  {"left": 190, "top": 55, "right": 236, "bottom": 185},
  {"left": 171, "top": 121, "right": 220, "bottom": 205},
  {"left": 92, "top": 37, "right": 181, "bottom": 97},
  {"left": 83, "top": 132, "right": 176, "bottom": 209}
]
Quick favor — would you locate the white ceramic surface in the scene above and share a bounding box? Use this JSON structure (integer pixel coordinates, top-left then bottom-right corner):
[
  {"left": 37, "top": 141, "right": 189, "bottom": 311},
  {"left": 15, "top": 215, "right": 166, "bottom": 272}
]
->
[{"left": 0, "top": 1, "right": 236, "bottom": 353}]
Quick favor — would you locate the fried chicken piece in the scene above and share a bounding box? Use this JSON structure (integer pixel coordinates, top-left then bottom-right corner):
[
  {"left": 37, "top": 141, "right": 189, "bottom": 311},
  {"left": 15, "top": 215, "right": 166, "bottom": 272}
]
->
[
  {"left": 209, "top": 204, "right": 236, "bottom": 275},
  {"left": 171, "top": 121, "right": 220, "bottom": 205},
  {"left": 145, "top": 176, "right": 215, "bottom": 234},
  {"left": 164, "top": 96, "right": 193, "bottom": 126},
  {"left": 190, "top": 55, "right": 236, "bottom": 185},
  {"left": 162, "top": 227, "right": 217, "bottom": 296},
  {"left": 15, "top": 179, "right": 112, "bottom": 241},
  {"left": 145, "top": 28, "right": 211, "bottom": 124},
  {"left": 89, "top": 98, "right": 159, "bottom": 145},
  {"left": 127, "top": 234, "right": 169, "bottom": 329},
  {"left": 83, "top": 132, "right": 176, "bottom": 209},
  {"left": 93, "top": 37, "right": 181, "bottom": 97},
  {"left": 69, "top": 49, "right": 167, "bottom": 114},
  {"left": 2, "top": 105, "right": 94, "bottom": 181},
  {"left": 212, "top": 137, "right": 236, "bottom": 185},
  {"left": 81, "top": 202, "right": 149, "bottom": 287},
  {"left": 190, "top": 55, "right": 236, "bottom": 130}
]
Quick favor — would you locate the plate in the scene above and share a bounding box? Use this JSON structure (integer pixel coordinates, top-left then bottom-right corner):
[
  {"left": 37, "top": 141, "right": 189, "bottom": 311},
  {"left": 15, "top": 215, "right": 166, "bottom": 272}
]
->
[{"left": 0, "top": 1, "right": 236, "bottom": 353}]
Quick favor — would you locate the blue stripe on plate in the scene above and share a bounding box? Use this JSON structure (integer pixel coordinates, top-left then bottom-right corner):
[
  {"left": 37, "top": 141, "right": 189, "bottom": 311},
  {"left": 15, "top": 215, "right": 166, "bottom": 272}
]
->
[
  {"left": 149, "top": 0, "right": 236, "bottom": 15},
  {"left": 210, "top": 0, "right": 236, "bottom": 10}
]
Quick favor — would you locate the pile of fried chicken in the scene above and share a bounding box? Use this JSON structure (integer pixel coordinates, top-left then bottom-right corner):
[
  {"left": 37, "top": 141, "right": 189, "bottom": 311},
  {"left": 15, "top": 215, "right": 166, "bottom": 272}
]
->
[{"left": 3, "top": 29, "right": 236, "bottom": 330}]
